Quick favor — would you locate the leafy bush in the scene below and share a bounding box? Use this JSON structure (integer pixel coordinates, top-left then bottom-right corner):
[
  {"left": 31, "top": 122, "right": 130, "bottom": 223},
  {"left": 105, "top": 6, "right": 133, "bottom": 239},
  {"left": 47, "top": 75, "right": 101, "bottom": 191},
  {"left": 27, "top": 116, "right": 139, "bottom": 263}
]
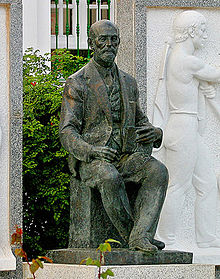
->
[{"left": 23, "top": 48, "right": 89, "bottom": 258}]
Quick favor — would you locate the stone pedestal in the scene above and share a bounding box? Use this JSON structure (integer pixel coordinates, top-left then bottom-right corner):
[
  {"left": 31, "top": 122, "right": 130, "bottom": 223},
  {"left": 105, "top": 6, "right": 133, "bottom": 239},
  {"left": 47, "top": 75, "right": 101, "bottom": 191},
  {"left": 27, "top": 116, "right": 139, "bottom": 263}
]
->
[
  {"left": 69, "top": 178, "right": 127, "bottom": 249},
  {"left": 47, "top": 248, "right": 193, "bottom": 265}
]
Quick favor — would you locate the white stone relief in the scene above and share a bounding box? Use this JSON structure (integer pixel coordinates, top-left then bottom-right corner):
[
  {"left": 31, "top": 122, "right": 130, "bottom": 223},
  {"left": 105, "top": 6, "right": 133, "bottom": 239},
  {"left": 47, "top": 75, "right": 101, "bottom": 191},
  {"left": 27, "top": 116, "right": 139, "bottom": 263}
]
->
[
  {"left": 0, "top": 6, "right": 16, "bottom": 270},
  {"left": 152, "top": 10, "right": 220, "bottom": 253}
]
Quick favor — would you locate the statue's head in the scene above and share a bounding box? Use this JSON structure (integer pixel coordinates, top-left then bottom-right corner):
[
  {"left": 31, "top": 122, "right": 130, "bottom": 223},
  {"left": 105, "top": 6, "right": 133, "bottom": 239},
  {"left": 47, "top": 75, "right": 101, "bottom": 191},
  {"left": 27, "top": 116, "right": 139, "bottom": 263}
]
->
[
  {"left": 88, "top": 20, "right": 120, "bottom": 67},
  {"left": 173, "top": 10, "right": 207, "bottom": 49}
]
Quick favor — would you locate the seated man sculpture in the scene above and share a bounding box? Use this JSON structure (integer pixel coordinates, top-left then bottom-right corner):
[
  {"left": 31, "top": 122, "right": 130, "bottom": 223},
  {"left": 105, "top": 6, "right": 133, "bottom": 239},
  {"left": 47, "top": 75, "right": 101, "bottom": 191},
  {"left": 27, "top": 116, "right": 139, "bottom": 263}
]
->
[{"left": 59, "top": 20, "right": 168, "bottom": 252}]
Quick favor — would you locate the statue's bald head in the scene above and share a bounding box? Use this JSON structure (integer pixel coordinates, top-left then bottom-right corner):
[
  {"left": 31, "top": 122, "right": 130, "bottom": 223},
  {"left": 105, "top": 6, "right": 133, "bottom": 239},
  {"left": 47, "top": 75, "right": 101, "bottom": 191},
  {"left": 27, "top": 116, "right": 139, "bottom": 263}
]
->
[{"left": 89, "top": 20, "right": 120, "bottom": 41}]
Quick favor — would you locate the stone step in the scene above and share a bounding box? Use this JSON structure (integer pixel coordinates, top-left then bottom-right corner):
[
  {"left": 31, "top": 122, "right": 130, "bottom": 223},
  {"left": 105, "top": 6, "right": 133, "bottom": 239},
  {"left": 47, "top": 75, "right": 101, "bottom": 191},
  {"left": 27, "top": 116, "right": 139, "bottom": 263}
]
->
[{"left": 23, "top": 263, "right": 216, "bottom": 279}]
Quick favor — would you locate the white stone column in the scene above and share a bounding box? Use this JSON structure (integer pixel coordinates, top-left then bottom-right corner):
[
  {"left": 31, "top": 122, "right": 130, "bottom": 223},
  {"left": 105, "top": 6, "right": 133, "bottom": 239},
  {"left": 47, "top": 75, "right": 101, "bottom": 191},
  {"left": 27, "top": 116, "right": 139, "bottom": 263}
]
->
[{"left": 0, "top": 5, "right": 16, "bottom": 271}]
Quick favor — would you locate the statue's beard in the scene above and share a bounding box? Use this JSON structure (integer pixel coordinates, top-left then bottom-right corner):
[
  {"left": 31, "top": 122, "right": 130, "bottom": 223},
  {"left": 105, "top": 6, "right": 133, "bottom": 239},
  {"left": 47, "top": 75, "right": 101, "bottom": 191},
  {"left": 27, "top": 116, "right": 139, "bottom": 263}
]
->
[
  {"left": 101, "top": 51, "right": 116, "bottom": 63},
  {"left": 95, "top": 47, "right": 117, "bottom": 66}
]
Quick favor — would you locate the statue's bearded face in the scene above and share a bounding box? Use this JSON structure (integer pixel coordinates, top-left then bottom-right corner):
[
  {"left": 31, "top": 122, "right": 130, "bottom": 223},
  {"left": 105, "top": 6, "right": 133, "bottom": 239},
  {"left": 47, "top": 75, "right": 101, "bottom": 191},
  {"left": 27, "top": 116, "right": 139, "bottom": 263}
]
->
[{"left": 90, "top": 23, "right": 120, "bottom": 67}]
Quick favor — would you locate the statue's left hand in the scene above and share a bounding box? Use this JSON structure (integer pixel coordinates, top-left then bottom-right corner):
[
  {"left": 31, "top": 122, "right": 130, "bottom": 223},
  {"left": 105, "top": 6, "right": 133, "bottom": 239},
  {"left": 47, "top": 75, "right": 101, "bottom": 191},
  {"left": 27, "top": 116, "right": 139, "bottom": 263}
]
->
[{"left": 136, "top": 126, "right": 162, "bottom": 144}]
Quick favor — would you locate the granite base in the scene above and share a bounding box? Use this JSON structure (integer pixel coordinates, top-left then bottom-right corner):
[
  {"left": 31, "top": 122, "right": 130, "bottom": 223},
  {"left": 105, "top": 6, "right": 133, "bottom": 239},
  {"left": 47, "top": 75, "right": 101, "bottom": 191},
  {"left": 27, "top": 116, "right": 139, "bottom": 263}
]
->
[{"left": 47, "top": 248, "right": 193, "bottom": 265}]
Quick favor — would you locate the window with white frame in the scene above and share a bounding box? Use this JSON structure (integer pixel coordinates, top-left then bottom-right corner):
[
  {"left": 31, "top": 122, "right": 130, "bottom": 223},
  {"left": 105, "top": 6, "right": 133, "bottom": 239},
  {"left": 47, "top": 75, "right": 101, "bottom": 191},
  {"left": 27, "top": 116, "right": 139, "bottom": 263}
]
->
[{"left": 51, "top": 0, "right": 114, "bottom": 50}]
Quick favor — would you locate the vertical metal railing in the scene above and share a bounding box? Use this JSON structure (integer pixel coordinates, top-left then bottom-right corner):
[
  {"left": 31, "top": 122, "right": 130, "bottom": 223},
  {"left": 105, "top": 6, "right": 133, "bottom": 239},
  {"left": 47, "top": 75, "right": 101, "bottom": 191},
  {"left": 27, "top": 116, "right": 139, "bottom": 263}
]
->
[
  {"left": 97, "top": 0, "right": 101, "bottom": 21},
  {"left": 107, "top": 0, "right": 111, "bottom": 20},
  {"left": 76, "top": 0, "right": 80, "bottom": 56},
  {"left": 52, "top": 0, "right": 112, "bottom": 54},
  {"left": 87, "top": 0, "right": 90, "bottom": 58},
  {"left": 66, "top": 0, "right": 70, "bottom": 49},
  {"left": 55, "top": 0, "right": 59, "bottom": 49}
]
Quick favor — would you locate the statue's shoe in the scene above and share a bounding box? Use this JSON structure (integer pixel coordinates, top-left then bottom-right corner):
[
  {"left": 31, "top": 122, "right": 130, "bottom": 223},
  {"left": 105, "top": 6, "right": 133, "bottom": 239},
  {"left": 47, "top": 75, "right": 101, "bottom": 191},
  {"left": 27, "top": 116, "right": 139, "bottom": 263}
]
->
[
  {"left": 150, "top": 238, "right": 165, "bottom": 250},
  {"left": 129, "top": 237, "right": 158, "bottom": 252},
  {"left": 198, "top": 239, "right": 220, "bottom": 248}
]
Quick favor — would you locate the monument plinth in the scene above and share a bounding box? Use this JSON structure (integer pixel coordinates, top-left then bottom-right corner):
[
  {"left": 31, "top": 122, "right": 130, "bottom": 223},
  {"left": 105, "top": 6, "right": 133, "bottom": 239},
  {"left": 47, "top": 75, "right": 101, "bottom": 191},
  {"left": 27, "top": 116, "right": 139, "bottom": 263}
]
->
[{"left": 47, "top": 248, "right": 193, "bottom": 266}]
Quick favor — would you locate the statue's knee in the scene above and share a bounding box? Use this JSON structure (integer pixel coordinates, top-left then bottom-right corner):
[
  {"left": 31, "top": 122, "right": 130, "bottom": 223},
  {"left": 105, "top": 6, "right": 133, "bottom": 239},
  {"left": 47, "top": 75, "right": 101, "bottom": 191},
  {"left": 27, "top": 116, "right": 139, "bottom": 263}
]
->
[
  {"left": 152, "top": 160, "right": 169, "bottom": 186},
  {"left": 100, "top": 170, "right": 122, "bottom": 189}
]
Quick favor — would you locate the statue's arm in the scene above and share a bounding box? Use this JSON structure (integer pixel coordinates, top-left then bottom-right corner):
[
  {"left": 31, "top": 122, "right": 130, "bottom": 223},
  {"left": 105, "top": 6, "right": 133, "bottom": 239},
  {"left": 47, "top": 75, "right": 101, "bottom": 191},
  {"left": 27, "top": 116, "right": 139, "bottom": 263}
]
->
[
  {"left": 59, "top": 78, "right": 93, "bottom": 162},
  {"left": 59, "top": 78, "right": 119, "bottom": 163},
  {"left": 134, "top": 81, "right": 163, "bottom": 148},
  {"left": 190, "top": 56, "right": 220, "bottom": 82}
]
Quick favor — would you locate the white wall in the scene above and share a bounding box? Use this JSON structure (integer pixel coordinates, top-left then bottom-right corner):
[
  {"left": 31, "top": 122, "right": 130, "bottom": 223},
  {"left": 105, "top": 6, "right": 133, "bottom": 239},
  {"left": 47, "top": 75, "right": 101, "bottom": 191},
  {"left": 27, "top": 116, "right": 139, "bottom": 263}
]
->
[
  {"left": 23, "top": 0, "right": 51, "bottom": 54},
  {"left": 23, "top": 0, "right": 115, "bottom": 53}
]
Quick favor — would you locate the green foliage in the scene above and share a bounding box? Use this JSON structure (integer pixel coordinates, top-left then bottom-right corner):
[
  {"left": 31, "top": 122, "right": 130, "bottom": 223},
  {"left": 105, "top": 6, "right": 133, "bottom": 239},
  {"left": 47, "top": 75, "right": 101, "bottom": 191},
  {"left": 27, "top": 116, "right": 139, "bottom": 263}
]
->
[
  {"left": 11, "top": 226, "right": 53, "bottom": 279},
  {"left": 101, "top": 269, "right": 114, "bottom": 279},
  {"left": 97, "top": 239, "right": 121, "bottom": 253},
  {"left": 23, "top": 48, "right": 89, "bottom": 258},
  {"left": 51, "top": 48, "right": 90, "bottom": 80},
  {"left": 81, "top": 239, "right": 121, "bottom": 279}
]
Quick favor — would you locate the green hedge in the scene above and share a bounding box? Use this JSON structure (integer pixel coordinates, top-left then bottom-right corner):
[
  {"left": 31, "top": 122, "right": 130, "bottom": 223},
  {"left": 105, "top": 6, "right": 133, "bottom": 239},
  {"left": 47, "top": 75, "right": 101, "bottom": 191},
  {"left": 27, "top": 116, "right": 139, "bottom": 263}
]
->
[{"left": 23, "top": 48, "right": 89, "bottom": 258}]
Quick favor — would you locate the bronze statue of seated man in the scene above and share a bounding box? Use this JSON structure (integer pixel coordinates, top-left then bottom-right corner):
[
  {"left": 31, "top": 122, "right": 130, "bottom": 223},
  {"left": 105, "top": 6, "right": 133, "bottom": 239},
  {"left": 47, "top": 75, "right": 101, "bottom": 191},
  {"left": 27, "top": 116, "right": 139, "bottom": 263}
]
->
[{"left": 59, "top": 20, "right": 168, "bottom": 252}]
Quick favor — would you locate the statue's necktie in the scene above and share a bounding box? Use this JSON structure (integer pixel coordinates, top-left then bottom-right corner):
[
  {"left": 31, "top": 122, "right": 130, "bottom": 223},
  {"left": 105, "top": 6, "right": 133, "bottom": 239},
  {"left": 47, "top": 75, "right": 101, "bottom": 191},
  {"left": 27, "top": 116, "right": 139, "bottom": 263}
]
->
[{"left": 104, "top": 69, "right": 114, "bottom": 88}]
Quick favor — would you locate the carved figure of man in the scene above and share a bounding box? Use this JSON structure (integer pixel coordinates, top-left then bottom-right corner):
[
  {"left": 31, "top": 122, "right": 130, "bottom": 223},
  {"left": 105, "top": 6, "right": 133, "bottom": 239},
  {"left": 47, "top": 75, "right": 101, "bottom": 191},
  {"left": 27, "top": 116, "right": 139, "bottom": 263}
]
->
[
  {"left": 156, "top": 11, "right": 220, "bottom": 248},
  {"left": 59, "top": 20, "right": 168, "bottom": 251}
]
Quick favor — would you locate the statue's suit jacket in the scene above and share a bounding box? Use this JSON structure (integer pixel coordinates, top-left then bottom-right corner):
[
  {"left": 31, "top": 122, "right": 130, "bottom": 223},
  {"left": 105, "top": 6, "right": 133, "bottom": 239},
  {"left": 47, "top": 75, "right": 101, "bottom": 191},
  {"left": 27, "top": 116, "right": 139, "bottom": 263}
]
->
[{"left": 59, "top": 59, "right": 160, "bottom": 176}]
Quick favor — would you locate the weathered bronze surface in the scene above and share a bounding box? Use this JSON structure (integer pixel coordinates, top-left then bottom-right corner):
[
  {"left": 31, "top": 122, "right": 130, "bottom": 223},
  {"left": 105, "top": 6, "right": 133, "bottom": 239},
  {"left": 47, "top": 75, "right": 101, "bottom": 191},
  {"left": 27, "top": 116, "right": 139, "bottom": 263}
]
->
[{"left": 59, "top": 20, "right": 168, "bottom": 252}]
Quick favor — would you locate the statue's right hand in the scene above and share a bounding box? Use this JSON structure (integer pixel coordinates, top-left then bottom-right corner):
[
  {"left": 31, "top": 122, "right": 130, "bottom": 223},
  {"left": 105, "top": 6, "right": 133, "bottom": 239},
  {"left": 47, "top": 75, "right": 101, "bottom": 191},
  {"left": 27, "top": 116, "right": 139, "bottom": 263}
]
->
[
  {"left": 90, "top": 146, "right": 119, "bottom": 162},
  {"left": 199, "top": 81, "right": 216, "bottom": 99}
]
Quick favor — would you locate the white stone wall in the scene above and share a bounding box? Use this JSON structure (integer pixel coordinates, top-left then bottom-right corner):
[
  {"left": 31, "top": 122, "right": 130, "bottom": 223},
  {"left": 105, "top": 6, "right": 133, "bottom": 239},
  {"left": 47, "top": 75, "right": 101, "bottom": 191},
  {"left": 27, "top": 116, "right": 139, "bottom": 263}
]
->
[
  {"left": 0, "top": 5, "right": 16, "bottom": 270},
  {"left": 23, "top": 0, "right": 51, "bottom": 54}
]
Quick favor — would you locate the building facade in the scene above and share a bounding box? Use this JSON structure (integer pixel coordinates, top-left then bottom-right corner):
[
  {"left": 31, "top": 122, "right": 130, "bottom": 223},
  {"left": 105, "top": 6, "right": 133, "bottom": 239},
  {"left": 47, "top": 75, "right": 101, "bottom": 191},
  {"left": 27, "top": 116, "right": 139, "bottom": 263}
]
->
[{"left": 23, "top": 0, "right": 114, "bottom": 54}]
